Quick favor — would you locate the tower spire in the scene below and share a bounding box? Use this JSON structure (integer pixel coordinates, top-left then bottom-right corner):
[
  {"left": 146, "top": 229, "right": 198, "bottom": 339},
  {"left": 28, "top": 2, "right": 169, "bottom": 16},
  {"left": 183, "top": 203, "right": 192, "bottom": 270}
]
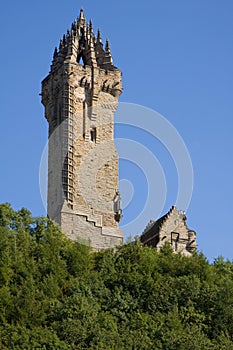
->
[
  {"left": 87, "top": 19, "right": 93, "bottom": 41},
  {"left": 79, "top": 8, "right": 85, "bottom": 20},
  {"left": 89, "top": 19, "right": 93, "bottom": 31},
  {"left": 53, "top": 47, "right": 58, "bottom": 59},
  {"left": 103, "top": 39, "right": 113, "bottom": 65},
  {"left": 78, "top": 8, "right": 86, "bottom": 27},
  {"left": 105, "top": 39, "right": 110, "bottom": 53},
  {"left": 97, "top": 28, "right": 102, "bottom": 43}
]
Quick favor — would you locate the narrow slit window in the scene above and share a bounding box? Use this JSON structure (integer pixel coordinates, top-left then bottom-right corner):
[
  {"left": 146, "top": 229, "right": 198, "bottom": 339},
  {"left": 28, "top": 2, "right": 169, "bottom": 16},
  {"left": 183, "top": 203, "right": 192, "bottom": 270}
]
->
[
  {"left": 90, "top": 127, "right": 96, "bottom": 142},
  {"left": 172, "top": 240, "right": 178, "bottom": 251},
  {"left": 171, "top": 232, "right": 179, "bottom": 252}
]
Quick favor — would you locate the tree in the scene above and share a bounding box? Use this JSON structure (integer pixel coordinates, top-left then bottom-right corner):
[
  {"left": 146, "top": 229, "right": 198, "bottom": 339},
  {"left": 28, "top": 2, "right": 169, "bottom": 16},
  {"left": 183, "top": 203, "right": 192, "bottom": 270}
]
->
[{"left": 0, "top": 203, "right": 233, "bottom": 349}]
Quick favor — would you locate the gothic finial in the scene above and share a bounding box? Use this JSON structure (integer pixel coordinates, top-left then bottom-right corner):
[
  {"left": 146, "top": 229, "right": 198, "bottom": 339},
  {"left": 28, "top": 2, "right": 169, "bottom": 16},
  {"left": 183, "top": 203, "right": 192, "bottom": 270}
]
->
[
  {"left": 79, "top": 8, "right": 85, "bottom": 20},
  {"left": 89, "top": 19, "right": 92, "bottom": 31},
  {"left": 80, "top": 8, "right": 84, "bottom": 18},
  {"left": 103, "top": 38, "right": 113, "bottom": 65},
  {"left": 71, "top": 20, "right": 77, "bottom": 36},
  {"left": 53, "top": 47, "right": 58, "bottom": 59},
  {"left": 59, "top": 38, "right": 63, "bottom": 50},
  {"left": 105, "top": 39, "right": 110, "bottom": 53},
  {"left": 97, "top": 28, "right": 102, "bottom": 43}
]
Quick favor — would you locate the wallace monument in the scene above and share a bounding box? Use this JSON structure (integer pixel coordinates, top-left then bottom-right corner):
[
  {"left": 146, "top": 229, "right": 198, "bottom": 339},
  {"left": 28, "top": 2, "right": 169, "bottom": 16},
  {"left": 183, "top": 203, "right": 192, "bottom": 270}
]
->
[{"left": 41, "top": 9, "right": 196, "bottom": 254}]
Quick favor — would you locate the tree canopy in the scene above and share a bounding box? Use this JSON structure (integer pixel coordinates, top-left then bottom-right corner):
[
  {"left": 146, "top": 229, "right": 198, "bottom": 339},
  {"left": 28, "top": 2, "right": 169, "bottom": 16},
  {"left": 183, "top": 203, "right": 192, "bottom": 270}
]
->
[{"left": 0, "top": 203, "right": 233, "bottom": 349}]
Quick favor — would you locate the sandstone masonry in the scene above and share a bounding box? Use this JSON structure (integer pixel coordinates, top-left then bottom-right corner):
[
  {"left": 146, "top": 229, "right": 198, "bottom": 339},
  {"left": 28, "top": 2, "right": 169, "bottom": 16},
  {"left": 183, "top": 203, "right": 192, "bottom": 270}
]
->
[
  {"left": 41, "top": 9, "right": 197, "bottom": 254},
  {"left": 41, "top": 9, "right": 123, "bottom": 249},
  {"left": 141, "top": 206, "right": 196, "bottom": 255}
]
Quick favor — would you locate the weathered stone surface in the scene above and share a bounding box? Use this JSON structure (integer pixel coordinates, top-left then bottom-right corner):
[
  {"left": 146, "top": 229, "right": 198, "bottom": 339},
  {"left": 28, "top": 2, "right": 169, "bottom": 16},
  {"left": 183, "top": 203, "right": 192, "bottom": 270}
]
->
[
  {"left": 141, "top": 206, "right": 196, "bottom": 255},
  {"left": 41, "top": 9, "right": 123, "bottom": 250}
]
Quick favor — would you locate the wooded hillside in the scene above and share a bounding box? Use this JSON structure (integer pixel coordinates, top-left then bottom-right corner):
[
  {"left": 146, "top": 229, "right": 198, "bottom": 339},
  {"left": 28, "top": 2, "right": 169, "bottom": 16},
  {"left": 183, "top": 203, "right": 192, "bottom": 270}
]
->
[{"left": 0, "top": 203, "right": 233, "bottom": 349}]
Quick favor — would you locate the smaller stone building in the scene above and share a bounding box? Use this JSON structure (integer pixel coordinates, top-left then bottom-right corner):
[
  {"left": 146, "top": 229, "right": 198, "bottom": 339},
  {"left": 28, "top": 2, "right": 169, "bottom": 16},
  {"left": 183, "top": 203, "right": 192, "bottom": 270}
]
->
[{"left": 140, "top": 206, "right": 196, "bottom": 255}]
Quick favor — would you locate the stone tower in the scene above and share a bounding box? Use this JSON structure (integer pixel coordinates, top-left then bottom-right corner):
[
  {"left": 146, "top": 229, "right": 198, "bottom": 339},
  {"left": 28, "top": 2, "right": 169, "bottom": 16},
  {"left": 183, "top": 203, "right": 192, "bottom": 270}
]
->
[{"left": 41, "top": 9, "right": 123, "bottom": 249}]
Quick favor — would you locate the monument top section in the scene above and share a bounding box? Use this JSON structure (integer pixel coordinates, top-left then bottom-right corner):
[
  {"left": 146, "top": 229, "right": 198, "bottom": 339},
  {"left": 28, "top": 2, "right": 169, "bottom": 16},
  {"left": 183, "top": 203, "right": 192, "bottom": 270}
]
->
[{"left": 50, "top": 9, "right": 117, "bottom": 72}]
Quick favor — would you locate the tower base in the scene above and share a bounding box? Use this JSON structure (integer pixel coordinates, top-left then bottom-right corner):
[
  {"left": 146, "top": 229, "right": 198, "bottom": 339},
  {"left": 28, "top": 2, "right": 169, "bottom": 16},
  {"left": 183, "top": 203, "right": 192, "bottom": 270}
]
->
[{"left": 61, "top": 208, "right": 123, "bottom": 250}]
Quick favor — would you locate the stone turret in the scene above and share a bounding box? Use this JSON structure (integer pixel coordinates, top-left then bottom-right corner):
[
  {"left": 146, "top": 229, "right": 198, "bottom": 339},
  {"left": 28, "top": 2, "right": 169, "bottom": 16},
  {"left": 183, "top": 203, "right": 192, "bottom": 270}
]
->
[{"left": 41, "top": 9, "right": 123, "bottom": 250}]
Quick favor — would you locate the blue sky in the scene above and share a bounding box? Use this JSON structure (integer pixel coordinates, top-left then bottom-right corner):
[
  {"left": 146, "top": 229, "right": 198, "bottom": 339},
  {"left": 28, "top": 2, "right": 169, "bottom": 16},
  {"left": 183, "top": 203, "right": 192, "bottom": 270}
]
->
[{"left": 0, "top": 0, "right": 233, "bottom": 261}]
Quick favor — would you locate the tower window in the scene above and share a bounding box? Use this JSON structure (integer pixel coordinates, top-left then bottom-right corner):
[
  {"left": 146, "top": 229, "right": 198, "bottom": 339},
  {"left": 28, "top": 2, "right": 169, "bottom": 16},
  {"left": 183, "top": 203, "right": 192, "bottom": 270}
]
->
[{"left": 90, "top": 128, "right": 96, "bottom": 142}]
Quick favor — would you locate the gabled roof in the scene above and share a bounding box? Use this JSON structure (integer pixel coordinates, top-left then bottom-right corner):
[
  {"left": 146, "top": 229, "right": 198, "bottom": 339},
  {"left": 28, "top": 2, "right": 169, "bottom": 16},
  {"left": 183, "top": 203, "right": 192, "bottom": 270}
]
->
[
  {"left": 141, "top": 213, "right": 168, "bottom": 244},
  {"left": 140, "top": 206, "right": 187, "bottom": 245}
]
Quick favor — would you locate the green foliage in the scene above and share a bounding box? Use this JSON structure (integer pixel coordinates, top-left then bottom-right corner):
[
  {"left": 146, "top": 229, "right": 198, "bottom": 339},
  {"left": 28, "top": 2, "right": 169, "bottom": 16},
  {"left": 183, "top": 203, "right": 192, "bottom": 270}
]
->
[{"left": 0, "top": 203, "right": 233, "bottom": 349}]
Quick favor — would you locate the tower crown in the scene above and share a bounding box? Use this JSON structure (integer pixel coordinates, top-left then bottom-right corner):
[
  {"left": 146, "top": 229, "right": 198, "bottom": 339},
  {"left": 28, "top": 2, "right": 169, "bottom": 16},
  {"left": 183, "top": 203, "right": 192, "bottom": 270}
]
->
[{"left": 52, "top": 9, "right": 115, "bottom": 72}]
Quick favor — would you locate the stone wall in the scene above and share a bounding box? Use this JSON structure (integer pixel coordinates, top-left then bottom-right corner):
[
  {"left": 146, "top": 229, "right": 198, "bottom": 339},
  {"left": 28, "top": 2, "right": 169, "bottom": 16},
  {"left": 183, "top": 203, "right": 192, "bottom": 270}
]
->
[
  {"left": 141, "top": 206, "right": 196, "bottom": 255},
  {"left": 41, "top": 11, "right": 123, "bottom": 249}
]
